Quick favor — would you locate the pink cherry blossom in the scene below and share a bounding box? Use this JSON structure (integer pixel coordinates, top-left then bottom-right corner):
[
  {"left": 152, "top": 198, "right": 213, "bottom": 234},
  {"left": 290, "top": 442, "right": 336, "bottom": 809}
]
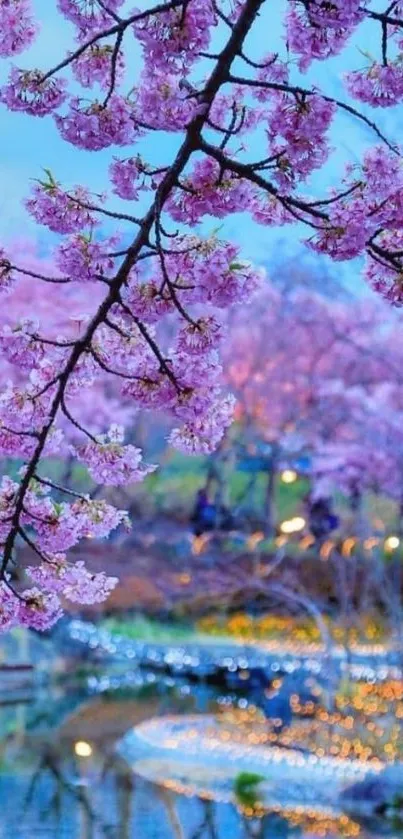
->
[
  {"left": 27, "top": 557, "right": 118, "bottom": 604},
  {"left": 345, "top": 62, "right": 403, "bottom": 108},
  {"left": 251, "top": 53, "right": 289, "bottom": 103},
  {"left": 0, "top": 0, "right": 38, "bottom": 57},
  {"left": 56, "top": 233, "right": 119, "bottom": 282},
  {"left": 74, "top": 426, "right": 156, "bottom": 485},
  {"left": 167, "top": 158, "right": 256, "bottom": 225},
  {"left": 57, "top": 0, "right": 125, "bottom": 33},
  {"left": 266, "top": 93, "right": 336, "bottom": 187},
  {"left": 177, "top": 316, "right": 223, "bottom": 354},
  {"left": 109, "top": 156, "right": 153, "bottom": 200},
  {"left": 73, "top": 497, "right": 129, "bottom": 539},
  {"left": 287, "top": 1, "right": 365, "bottom": 71},
  {"left": 168, "top": 394, "right": 236, "bottom": 454},
  {"left": 72, "top": 44, "right": 125, "bottom": 89},
  {"left": 62, "top": 562, "right": 118, "bottom": 604},
  {"left": 19, "top": 587, "right": 63, "bottom": 631},
  {"left": 0, "top": 319, "right": 45, "bottom": 371},
  {"left": 133, "top": 71, "right": 198, "bottom": 131},
  {"left": 122, "top": 274, "right": 174, "bottom": 323},
  {"left": 25, "top": 176, "right": 102, "bottom": 234},
  {"left": 364, "top": 232, "right": 403, "bottom": 306},
  {"left": 55, "top": 95, "right": 138, "bottom": 150},
  {"left": 0, "top": 67, "right": 67, "bottom": 115},
  {"left": 0, "top": 582, "right": 19, "bottom": 630},
  {"left": 132, "top": 0, "right": 216, "bottom": 70}
]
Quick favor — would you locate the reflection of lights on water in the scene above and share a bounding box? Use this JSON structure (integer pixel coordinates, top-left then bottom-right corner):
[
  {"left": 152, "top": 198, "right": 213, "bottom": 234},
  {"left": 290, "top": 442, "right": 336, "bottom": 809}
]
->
[
  {"left": 133, "top": 713, "right": 390, "bottom": 784},
  {"left": 70, "top": 618, "right": 400, "bottom": 683},
  {"left": 281, "top": 469, "right": 298, "bottom": 484},
  {"left": 385, "top": 535, "right": 400, "bottom": 551},
  {"left": 280, "top": 517, "right": 305, "bottom": 534},
  {"left": 74, "top": 741, "right": 93, "bottom": 757},
  {"left": 134, "top": 755, "right": 362, "bottom": 835}
]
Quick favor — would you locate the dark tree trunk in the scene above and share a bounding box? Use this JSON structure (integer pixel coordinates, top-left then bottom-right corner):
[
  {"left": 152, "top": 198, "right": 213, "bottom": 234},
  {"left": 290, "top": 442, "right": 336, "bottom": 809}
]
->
[{"left": 264, "top": 443, "right": 279, "bottom": 537}]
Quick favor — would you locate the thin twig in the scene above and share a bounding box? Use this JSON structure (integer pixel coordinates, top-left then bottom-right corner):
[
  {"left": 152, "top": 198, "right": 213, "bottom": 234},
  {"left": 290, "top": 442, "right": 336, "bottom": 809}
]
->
[
  {"left": 61, "top": 398, "right": 99, "bottom": 444},
  {"left": 34, "top": 475, "right": 87, "bottom": 500}
]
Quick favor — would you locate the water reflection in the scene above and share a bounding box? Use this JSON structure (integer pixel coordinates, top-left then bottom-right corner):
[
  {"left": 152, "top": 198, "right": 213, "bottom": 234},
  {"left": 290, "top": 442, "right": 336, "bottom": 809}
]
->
[{"left": 0, "top": 668, "right": 400, "bottom": 838}]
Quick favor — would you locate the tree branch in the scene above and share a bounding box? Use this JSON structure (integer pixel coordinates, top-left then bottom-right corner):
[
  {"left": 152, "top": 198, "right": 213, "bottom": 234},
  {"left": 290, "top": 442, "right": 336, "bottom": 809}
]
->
[{"left": 0, "top": 0, "right": 266, "bottom": 578}]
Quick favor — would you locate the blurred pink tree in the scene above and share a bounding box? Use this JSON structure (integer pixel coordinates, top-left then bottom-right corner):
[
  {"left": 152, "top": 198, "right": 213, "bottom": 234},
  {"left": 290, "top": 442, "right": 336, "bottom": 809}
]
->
[{"left": 223, "top": 285, "right": 399, "bottom": 532}]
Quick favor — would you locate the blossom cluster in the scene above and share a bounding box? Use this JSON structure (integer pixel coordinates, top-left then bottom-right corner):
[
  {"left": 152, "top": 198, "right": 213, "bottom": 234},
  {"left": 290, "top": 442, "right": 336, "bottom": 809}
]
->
[
  {"left": 112, "top": 237, "right": 262, "bottom": 449},
  {"left": 74, "top": 424, "right": 156, "bottom": 485},
  {"left": 57, "top": 0, "right": 125, "bottom": 35},
  {"left": 132, "top": 0, "right": 216, "bottom": 72},
  {"left": 0, "top": 318, "right": 45, "bottom": 371},
  {"left": 56, "top": 233, "right": 119, "bottom": 281},
  {"left": 286, "top": 1, "right": 366, "bottom": 71},
  {"left": 0, "top": 0, "right": 38, "bottom": 58},
  {"left": 27, "top": 559, "right": 118, "bottom": 605},
  {"left": 307, "top": 145, "right": 403, "bottom": 300},
  {"left": 55, "top": 95, "right": 139, "bottom": 150},
  {"left": 121, "top": 236, "right": 263, "bottom": 316},
  {"left": 0, "top": 472, "right": 123, "bottom": 630},
  {"left": 25, "top": 173, "right": 103, "bottom": 234},
  {"left": 133, "top": 71, "right": 199, "bottom": 131},
  {"left": 72, "top": 44, "right": 125, "bottom": 90},
  {"left": 0, "top": 554, "right": 118, "bottom": 630},
  {"left": 345, "top": 62, "right": 403, "bottom": 108},
  {"left": 109, "top": 155, "right": 154, "bottom": 200},
  {"left": 167, "top": 158, "right": 255, "bottom": 224},
  {"left": 265, "top": 93, "right": 336, "bottom": 188},
  {"left": 0, "top": 583, "right": 63, "bottom": 632},
  {"left": 0, "top": 67, "right": 67, "bottom": 116}
]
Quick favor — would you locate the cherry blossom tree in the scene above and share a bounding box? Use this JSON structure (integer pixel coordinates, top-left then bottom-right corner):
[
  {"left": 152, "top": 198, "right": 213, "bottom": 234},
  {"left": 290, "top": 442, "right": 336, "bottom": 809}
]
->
[
  {"left": 223, "top": 284, "right": 394, "bottom": 531},
  {"left": 1, "top": 0, "right": 403, "bottom": 629},
  {"left": 313, "top": 381, "right": 403, "bottom": 523},
  {"left": 311, "top": 381, "right": 403, "bottom": 648}
]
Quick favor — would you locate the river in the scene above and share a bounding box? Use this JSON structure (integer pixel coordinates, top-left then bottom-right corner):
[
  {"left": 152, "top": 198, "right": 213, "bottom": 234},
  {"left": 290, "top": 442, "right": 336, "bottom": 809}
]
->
[{"left": 0, "top": 626, "right": 401, "bottom": 838}]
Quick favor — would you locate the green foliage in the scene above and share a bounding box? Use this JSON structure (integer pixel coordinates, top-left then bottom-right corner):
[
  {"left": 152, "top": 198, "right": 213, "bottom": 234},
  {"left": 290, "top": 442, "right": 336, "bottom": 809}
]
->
[
  {"left": 233, "top": 772, "right": 266, "bottom": 809},
  {"left": 276, "top": 476, "right": 309, "bottom": 518},
  {"left": 104, "top": 615, "right": 197, "bottom": 642},
  {"left": 132, "top": 447, "right": 310, "bottom": 519},
  {"left": 142, "top": 451, "right": 206, "bottom": 511}
]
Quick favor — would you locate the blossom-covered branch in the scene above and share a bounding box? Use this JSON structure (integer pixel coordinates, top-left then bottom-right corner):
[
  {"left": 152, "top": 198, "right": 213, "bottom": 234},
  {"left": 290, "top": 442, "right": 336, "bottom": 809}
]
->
[{"left": 1, "top": 0, "right": 403, "bottom": 629}]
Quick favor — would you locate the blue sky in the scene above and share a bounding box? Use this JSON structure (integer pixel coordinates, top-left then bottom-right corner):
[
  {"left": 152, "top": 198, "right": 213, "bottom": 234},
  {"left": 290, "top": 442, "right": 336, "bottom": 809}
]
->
[{"left": 0, "top": 1, "right": 400, "bottom": 295}]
